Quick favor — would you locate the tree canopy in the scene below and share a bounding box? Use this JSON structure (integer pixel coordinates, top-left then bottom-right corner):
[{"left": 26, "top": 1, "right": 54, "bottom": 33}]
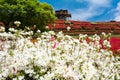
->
[{"left": 0, "top": 0, "right": 56, "bottom": 31}]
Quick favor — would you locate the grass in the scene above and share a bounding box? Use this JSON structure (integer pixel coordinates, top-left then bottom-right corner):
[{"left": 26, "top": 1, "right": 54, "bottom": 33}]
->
[
  {"left": 72, "top": 34, "right": 120, "bottom": 38},
  {"left": 111, "top": 34, "right": 120, "bottom": 37}
]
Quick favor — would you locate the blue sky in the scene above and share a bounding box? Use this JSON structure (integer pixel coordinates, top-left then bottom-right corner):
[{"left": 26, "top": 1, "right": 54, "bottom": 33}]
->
[{"left": 40, "top": 0, "right": 120, "bottom": 22}]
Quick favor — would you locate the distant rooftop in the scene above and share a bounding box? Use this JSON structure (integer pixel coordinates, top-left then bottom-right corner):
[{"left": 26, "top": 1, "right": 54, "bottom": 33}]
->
[{"left": 55, "top": 9, "right": 71, "bottom": 20}]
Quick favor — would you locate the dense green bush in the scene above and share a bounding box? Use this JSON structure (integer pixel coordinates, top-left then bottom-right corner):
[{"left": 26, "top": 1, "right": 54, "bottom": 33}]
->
[{"left": 0, "top": 0, "right": 56, "bottom": 31}]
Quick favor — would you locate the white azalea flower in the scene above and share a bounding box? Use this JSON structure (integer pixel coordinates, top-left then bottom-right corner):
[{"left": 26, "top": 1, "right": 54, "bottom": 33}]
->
[
  {"left": 14, "top": 21, "right": 21, "bottom": 27},
  {"left": 0, "top": 30, "right": 119, "bottom": 80}
]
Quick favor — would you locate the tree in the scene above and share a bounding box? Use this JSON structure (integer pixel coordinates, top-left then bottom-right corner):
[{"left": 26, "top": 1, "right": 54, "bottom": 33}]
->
[{"left": 0, "top": 0, "right": 56, "bottom": 31}]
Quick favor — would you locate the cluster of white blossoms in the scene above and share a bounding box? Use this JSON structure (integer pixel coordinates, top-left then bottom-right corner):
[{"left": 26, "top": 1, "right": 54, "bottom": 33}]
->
[
  {"left": 0, "top": 26, "right": 5, "bottom": 32},
  {"left": 14, "top": 21, "right": 21, "bottom": 27},
  {"left": 0, "top": 28, "right": 120, "bottom": 80}
]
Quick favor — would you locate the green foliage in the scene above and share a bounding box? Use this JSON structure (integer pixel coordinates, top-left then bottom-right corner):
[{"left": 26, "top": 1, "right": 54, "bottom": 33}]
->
[
  {"left": 9, "top": 49, "right": 14, "bottom": 56},
  {"left": 0, "top": 0, "right": 56, "bottom": 31}
]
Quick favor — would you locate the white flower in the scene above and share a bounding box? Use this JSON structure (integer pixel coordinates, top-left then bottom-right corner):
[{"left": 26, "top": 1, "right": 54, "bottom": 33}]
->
[
  {"left": 9, "top": 28, "right": 15, "bottom": 32},
  {"left": 0, "top": 30, "right": 119, "bottom": 80},
  {"left": 0, "top": 26, "right": 5, "bottom": 32},
  {"left": 37, "top": 30, "right": 41, "bottom": 33},
  {"left": 12, "top": 78, "right": 17, "bottom": 80},
  {"left": 14, "top": 21, "right": 21, "bottom": 27},
  {"left": 103, "top": 40, "right": 111, "bottom": 48},
  {"left": 67, "top": 26, "right": 71, "bottom": 31},
  {"left": 48, "top": 31, "right": 55, "bottom": 35},
  {"left": 18, "top": 76, "right": 24, "bottom": 80},
  {"left": 79, "top": 34, "right": 87, "bottom": 40},
  {"left": 25, "top": 69, "right": 34, "bottom": 74},
  {"left": 101, "top": 32, "right": 106, "bottom": 37},
  {"left": 45, "top": 26, "right": 49, "bottom": 29}
]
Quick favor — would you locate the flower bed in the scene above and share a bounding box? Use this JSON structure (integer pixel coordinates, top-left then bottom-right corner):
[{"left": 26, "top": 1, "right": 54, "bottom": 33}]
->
[
  {"left": 0, "top": 27, "right": 120, "bottom": 80},
  {"left": 110, "top": 37, "right": 120, "bottom": 52}
]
